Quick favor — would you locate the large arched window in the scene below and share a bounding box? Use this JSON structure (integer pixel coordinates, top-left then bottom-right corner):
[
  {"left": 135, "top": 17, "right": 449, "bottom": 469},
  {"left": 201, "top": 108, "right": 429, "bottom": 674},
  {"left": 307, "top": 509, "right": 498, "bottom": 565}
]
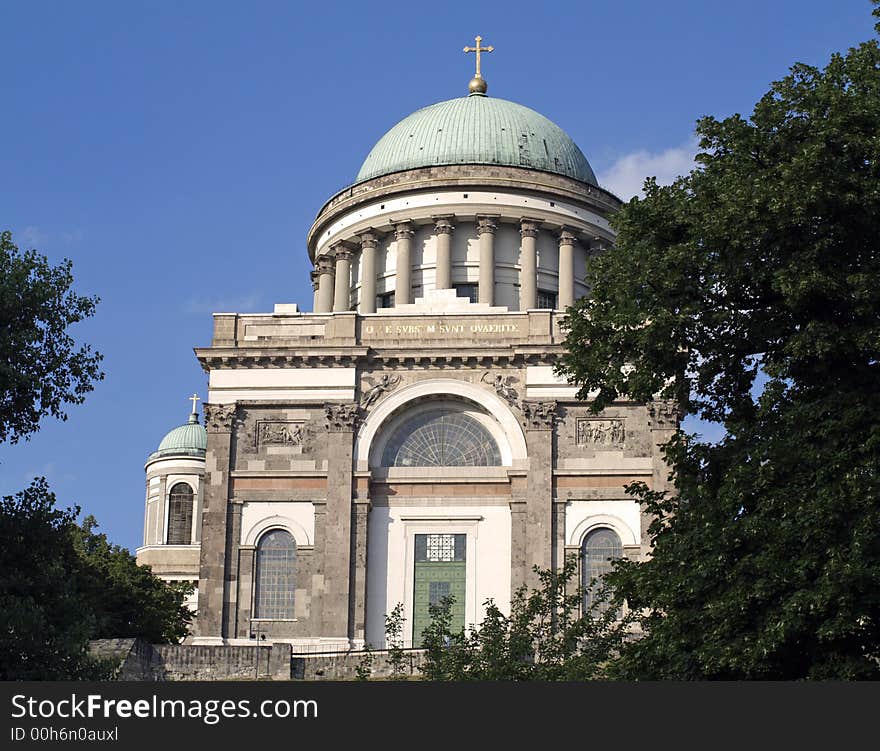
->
[
  {"left": 381, "top": 407, "right": 501, "bottom": 467},
  {"left": 167, "top": 482, "right": 194, "bottom": 545},
  {"left": 254, "top": 529, "right": 296, "bottom": 619},
  {"left": 581, "top": 527, "right": 622, "bottom": 612}
]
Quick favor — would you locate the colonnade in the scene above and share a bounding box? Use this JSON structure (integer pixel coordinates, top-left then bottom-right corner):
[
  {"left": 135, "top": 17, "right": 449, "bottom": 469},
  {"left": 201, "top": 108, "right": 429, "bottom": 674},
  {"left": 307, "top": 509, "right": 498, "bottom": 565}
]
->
[{"left": 312, "top": 217, "right": 596, "bottom": 314}]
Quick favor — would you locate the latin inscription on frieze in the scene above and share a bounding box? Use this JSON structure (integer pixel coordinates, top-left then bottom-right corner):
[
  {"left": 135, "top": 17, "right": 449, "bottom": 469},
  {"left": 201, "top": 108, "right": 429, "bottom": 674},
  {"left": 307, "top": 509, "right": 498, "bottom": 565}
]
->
[
  {"left": 362, "top": 319, "right": 521, "bottom": 340},
  {"left": 576, "top": 418, "right": 625, "bottom": 448}
]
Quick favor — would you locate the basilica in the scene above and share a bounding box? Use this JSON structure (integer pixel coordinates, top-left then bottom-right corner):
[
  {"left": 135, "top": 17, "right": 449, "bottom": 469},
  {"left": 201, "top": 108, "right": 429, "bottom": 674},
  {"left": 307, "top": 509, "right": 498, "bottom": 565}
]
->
[{"left": 136, "top": 41, "right": 678, "bottom": 649}]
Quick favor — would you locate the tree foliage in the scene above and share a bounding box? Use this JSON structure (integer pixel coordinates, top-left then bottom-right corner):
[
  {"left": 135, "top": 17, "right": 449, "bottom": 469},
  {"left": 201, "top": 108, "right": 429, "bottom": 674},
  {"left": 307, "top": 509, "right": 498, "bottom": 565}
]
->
[
  {"left": 0, "top": 479, "right": 191, "bottom": 680},
  {"left": 420, "top": 558, "right": 633, "bottom": 681},
  {"left": 0, "top": 229, "right": 103, "bottom": 443},
  {"left": 557, "top": 9, "right": 880, "bottom": 678}
]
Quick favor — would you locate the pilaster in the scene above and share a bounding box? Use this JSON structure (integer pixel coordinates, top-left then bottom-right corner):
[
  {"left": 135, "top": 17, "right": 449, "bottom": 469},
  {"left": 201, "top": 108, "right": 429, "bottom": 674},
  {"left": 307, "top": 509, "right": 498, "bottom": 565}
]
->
[
  {"left": 195, "top": 402, "right": 237, "bottom": 638},
  {"left": 320, "top": 403, "right": 359, "bottom": 638},
  {"left": 521, "top": 400, "right": 557, "bottom": 591}
]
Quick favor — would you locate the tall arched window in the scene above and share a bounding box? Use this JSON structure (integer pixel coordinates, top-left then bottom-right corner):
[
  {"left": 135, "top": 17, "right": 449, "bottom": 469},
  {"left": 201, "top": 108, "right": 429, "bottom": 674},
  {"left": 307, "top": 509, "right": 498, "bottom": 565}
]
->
[
  {"left": 167, "top": 483, "right": 194, "bottom": 545},
  {"left": 381, "top": 407, "right": 501, "bottom": 467},
  {"left": 581, "top": 527, "right": 622, "bottom": 612},
  {"left": 254, "top": 529, "right": 296, "bottom": 619}
]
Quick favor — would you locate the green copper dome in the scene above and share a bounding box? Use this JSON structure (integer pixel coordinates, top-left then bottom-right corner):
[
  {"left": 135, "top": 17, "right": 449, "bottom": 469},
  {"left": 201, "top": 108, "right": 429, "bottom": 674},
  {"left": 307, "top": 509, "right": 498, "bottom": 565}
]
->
[
  {"left": 148, "top": 412, "right": 207, "bottom": 462},
  {"left": 356, "top": 95, "right": 597, "bottom": 186}
]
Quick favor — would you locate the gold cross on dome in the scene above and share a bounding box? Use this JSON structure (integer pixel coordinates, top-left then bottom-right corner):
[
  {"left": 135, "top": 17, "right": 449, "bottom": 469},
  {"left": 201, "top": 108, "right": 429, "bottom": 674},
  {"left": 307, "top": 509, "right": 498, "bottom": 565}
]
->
[
  {"left": 463, "top": 35, "right": 494, "bottom": 78},
  {"left": 189, "top": 393, "right": 201, "bottom": 413}
]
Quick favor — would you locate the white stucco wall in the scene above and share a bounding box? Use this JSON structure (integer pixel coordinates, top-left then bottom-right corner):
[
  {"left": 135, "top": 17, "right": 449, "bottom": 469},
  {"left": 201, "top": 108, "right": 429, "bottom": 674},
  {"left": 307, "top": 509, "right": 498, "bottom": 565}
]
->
[
  {"left": 565, "top": 500, "right": 642, "bottom": 548},
  {"left": 365, "top": 505, "right": 511, "bottom": 647},
  {"left": 239, "top": 501, "right": 316, "bottom": 548}
]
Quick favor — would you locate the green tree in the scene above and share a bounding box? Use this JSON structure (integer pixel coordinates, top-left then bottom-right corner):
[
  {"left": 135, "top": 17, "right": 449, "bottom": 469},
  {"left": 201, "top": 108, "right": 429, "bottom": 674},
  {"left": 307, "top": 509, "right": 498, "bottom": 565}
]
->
[
  {"left": 420, "top": 559, "right": 632, "bottom": 681},
  {"left": 0, "top": 481, "right": 192, "bottom": 679},
  {"left": 558, "top": 8, "right": 880, "bottom": 679},
  {"left": 72, "top": 516, "right": 192, "bottom": 644},
  {"left": 0, "top": 229, "right": 103, "bottom": 444},
  {"left": 0, "top": 480, "right": 105, "bottom": 679}
]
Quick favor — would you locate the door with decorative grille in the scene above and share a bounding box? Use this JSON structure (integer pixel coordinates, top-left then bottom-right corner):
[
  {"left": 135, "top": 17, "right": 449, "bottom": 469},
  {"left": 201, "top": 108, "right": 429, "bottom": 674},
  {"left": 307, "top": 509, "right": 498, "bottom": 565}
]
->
[{"left": 412, "top": 533, "right": 466, "bottom": 645}]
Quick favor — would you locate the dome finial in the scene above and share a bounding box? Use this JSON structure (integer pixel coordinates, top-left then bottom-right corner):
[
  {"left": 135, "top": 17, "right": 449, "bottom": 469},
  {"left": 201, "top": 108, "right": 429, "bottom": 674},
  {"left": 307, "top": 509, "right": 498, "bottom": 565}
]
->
[
  {"left": 463, "top": 35, "right": 494, "bottom": 96},
  {"left": 188, "top": 393, "right": 201, "bottom": 424}
]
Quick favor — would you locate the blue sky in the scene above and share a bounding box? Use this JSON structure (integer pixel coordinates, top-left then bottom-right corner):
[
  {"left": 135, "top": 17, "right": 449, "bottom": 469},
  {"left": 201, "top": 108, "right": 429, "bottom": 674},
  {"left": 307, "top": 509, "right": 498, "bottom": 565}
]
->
[{"left": 1, "top": 0, "right": 874, "bottom": 551}]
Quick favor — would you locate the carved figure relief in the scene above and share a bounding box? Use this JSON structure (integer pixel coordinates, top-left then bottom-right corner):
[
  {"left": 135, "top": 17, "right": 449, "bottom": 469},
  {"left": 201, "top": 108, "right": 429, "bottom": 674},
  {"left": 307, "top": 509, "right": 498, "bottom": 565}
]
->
[
  {"left": 576, "top": 418, "right": 625, "bottom": 448},
  {"left": 360, "top": 373, "right": 401, "bottom": 410},
  {"left": 480, "top": 370, "right": 519, "bottom": 406},
  {"left": 256, "top": 421, "right": 305, "bottom": 447}
]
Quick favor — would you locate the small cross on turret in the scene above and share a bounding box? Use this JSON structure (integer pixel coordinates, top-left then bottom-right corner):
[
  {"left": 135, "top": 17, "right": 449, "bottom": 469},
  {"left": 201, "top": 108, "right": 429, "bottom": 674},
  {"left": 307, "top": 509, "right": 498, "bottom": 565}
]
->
[{"left": 189, "top": 393, "right": 201, "bottom": 414}]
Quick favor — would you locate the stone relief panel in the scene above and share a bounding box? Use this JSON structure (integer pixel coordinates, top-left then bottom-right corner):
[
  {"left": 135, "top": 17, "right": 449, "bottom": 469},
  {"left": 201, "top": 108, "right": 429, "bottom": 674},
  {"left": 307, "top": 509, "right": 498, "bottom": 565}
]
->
[
  {"left": 232, "top": 407, "right": 326, "bottom": 472},
  {"left": 255, "top": 421, "right": 306, "bottom": 449},
  {"left": 576, "top": 418, "right": 625, "bottom": 448},
  {"left": 555, "top": 405, "right": 651, "bottom": 459}
]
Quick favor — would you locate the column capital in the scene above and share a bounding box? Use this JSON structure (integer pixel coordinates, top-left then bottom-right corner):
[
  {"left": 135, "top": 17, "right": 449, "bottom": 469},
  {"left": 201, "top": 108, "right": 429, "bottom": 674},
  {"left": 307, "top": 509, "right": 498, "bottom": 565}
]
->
[
  {"left": 357, "top": 231, "right": 380, "bottom": 249},
  {"left": 557, "top": 227, "right": 578, "bottom": 246},
  {"left": 324, "top": 403, "right": 360, "bottom": 432},
  {"left": 332, "top": 245, "right": 354, "bottom": 264},
  {"left": 647, "top": 399, "right": 681, "bottom": 430},
  {"left": 521, "top": 400, "right": 557, "bottom": 429},
  {"left": 476, "top": 216, "right": 498, "bottom": 235},
  {"left": 394, "top": 221, "right": 414, "bottom": 240},
  {"left": 315, "top": 254, "right": 335, "bottom": 275},
  {"left": 520, "top": 218, "right": 540, "bottom": 238},
  {"left": 203, "top": 402, "right": 237, "bottom": 433},
  {"left": 310, "top": 269, "right": 320, "bottom": 291},
  {"left": 433, "top": 216, "right": 456, "bottom": 234}
]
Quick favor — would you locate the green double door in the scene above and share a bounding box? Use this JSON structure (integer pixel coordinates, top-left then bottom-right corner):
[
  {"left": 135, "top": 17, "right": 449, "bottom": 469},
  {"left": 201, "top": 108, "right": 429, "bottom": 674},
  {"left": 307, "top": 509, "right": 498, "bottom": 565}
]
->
[{"left": 412, "top": 533, "right": 466, "bottom": 645}]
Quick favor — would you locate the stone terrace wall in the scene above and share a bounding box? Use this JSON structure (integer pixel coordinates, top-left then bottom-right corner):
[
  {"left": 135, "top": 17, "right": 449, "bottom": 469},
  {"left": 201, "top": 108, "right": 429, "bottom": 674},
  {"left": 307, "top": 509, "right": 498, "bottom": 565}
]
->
[{"left": 89, "top": 640, "right": 426, "bottom": 681}]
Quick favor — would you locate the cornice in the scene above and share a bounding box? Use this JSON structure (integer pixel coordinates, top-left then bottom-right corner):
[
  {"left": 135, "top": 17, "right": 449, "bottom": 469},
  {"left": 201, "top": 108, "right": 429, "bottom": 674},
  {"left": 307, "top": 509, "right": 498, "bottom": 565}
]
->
[{"left": 195, "top": 346, "right": 564, "bottom": 372}]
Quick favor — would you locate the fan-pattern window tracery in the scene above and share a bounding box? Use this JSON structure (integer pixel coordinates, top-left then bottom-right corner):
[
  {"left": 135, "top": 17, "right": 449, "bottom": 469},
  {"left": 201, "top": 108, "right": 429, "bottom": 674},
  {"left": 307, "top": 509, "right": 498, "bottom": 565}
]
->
[{"left": 381, "top": 408, "right": 501, "bottom": 467}]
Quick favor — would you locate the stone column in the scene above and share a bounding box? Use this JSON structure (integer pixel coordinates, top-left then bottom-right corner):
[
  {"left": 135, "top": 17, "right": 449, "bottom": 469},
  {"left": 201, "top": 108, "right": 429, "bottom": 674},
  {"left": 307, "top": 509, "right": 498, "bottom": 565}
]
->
[
  {"left": 519, "top": 219, "right": 539, "bottom": 310},
  {"left": 394, "top": 222, "right": 414, "bottom": 305},
  {"left": 310, "top": 269, "right": 320, "bottom": 312},
  {"left": 477, "top": 216, "right": 497, "bottom": 305},
  {"left": 321, "top": 403, "right": 359, "bottom": 639},
  {"left": 195, "top": 402, "right": 237, "bottom": 639},
  {"left": 521, "top": 401, "right": 557, "bottom": 591},
  {"left": 433, "top": 216, "right": 455, "bottom": 290},
  {"left": 332, "top": 244, "right": 353, "bottom": 313},
  {"left": 557, "top": 228, "right": 577, "bottom": 309},
  {"left": 315, "top": 255, "right": 335, "bottom": 313},
  {"left": 358, "top": 232, "right": 379, "bottom": 314}
]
